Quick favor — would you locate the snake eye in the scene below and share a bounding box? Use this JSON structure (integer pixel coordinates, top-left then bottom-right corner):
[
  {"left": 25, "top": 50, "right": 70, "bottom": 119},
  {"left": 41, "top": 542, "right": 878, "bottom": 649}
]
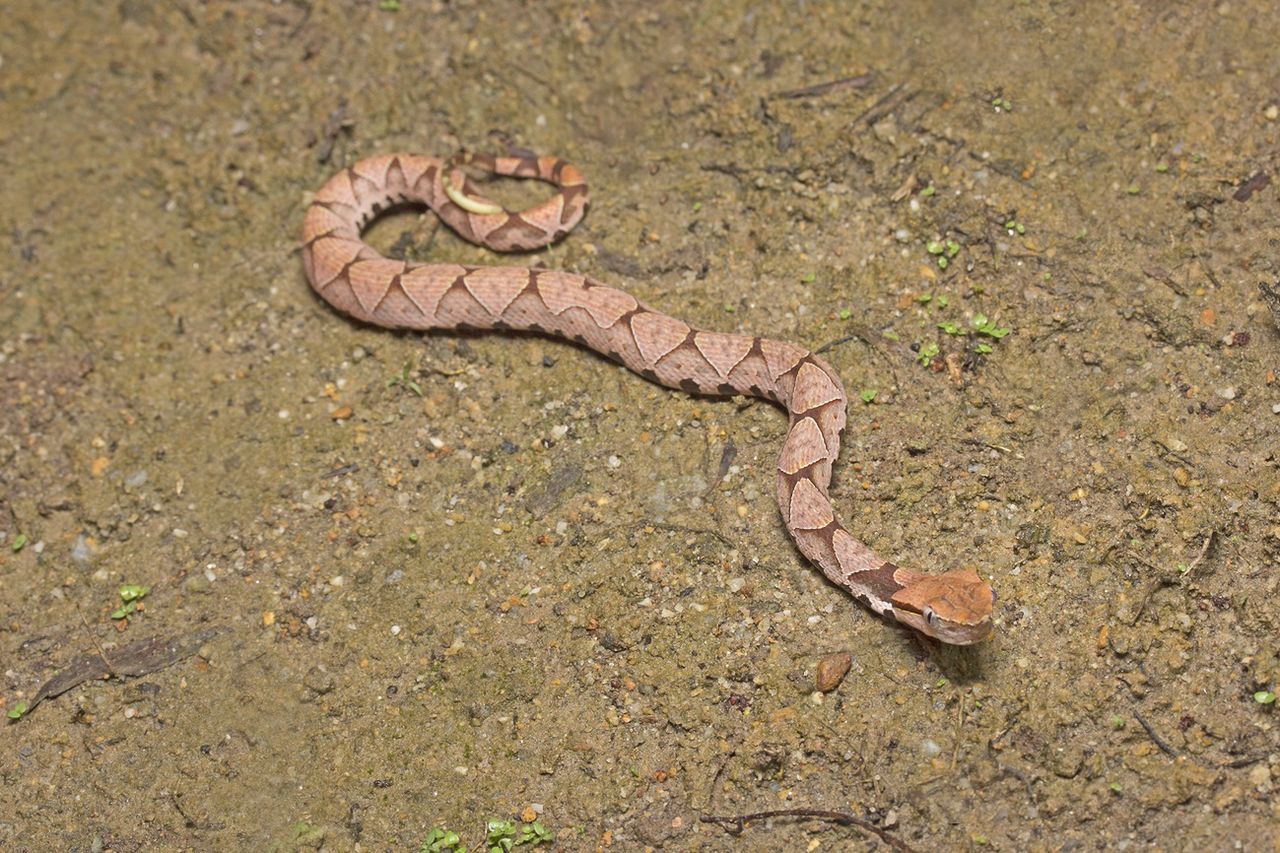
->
[{"left": 924, "top": 608, "right": 939, "bottom": 627}]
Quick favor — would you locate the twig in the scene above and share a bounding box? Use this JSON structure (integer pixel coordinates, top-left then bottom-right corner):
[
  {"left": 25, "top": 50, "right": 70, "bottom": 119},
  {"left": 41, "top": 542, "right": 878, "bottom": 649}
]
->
[
  {"left": 1181, "top": 530, "right": 1217, "bottom": 580},
  {"left": 770, "top": 73, "right": 875, "bottom": 100},
  {"left": 1134, "top": 712, "right": 1179, "bottom": 758},
  {"left": 701, "top": 809, "right": 918, "bottom": 852}
]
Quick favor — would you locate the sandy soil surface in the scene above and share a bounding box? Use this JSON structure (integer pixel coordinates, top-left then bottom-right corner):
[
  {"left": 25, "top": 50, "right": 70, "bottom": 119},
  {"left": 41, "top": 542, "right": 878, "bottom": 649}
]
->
[{"left": 2, "top": 2, "right": 1278, "bottom": 850}]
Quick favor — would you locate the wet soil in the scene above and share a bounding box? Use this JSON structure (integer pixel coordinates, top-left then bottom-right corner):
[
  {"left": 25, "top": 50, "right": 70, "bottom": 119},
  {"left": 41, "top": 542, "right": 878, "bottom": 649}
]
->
[{"left": 2, "top": 2, "right": 1279, "bottom": 850}]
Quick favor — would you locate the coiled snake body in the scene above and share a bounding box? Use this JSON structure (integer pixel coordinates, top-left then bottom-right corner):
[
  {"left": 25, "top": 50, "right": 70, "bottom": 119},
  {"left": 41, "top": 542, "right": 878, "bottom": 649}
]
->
[{"left": 301, "top": 151, "right": 994, "bottom": 644}]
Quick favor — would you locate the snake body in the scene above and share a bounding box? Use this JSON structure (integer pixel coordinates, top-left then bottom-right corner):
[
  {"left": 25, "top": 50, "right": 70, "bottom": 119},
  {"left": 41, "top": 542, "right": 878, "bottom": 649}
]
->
[{"left": 301, "top": 152, "right": 994, "bottom": 644}]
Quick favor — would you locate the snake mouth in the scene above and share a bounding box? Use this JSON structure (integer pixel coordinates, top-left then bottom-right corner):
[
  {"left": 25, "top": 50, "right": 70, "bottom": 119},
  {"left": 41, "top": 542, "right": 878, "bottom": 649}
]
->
[{"left": 893, "top": 605, "right": 993, "bottom": 645}]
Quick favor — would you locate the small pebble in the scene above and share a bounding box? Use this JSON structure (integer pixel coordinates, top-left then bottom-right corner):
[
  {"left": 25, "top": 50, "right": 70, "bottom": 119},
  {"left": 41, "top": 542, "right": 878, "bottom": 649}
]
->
[
  {"left": 815, "top": 652, "right": 853, "bottom": 692},
  {"left": 921, "top": 739, "right": 943, "bottom": 758}
]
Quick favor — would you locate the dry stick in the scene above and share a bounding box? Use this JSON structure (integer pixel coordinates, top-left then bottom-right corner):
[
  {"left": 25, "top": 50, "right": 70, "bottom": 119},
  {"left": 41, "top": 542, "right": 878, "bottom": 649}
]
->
[
  {"left": 1134, "top": 712, "right": 1179, "bottom": 758},
  {"left": 770, "top": 73, "right": 876, "bottom": 100},
  {"left": 701, "top": 809, "right": 919, "bottom": 852}
]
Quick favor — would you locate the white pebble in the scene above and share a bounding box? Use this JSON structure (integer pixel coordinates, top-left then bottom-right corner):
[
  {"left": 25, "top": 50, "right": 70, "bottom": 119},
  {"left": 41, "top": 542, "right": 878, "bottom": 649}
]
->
[
  {"left": 727, "top": 578, "right": 746, "bottom": 593},
  {"left": 921, "top": 739, "right": 942, "bottom": 757},
  {"left": 390, "top": 625, "right": 401, "bottom": 636},
  {"left": 607, "top": 455, "right": 621, "bottom": 468}
]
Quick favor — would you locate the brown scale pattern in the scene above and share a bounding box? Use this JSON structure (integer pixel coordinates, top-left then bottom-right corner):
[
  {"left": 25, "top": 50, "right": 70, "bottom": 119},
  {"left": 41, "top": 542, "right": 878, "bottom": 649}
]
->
[{"left": 300, "top": 152, "right": 994, "bottom": 644}]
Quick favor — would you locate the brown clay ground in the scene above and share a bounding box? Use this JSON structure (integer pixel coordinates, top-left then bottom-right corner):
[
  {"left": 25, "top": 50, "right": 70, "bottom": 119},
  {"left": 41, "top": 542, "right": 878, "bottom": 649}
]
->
[{"left": 1, "top": 2, "right": 1278, "bottom": 850}]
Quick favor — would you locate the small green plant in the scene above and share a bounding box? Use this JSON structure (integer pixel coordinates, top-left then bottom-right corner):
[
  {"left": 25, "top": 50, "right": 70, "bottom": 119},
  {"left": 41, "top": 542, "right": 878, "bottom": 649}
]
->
[
  {"left": 920, "top": 184, "right": 937, "bottom": 197},
  {"left": 972, "top": 314, "right": 1010, "bottom": 339},
  {"left": 937, "top": 321, "right": 964, "bottom": 336},
  {"left": 388, "top": 361, "right": 423, "bottom": 396},
  {"left": 421, "top": 828, "right": 466, "bottom": 853},
  {"left": 1255, "top": 691, "right": 1277, "bottom": 705},
  {"left": 859, "top": 389, "right": 877, "bottom": 404},
  {"left": 991, "top": 95, "right": 1012, "bottom": 112},
  {"left": 837, "top": 307, "right": 852, "bottom": 320},
  {"left": 1004, "top": 218, "right": 1026, "bottom": 235},
  {"left": 917, "top": 342, "right": 940, "bottom": 367},
  {"left": 378, "top": 0, "right": 401, "bottom": 10},
  {"left": 925, "top": 239, "right": 961, "bottom": 269},
  {"left": 111, "top": 584, "right": 151, "bottom": 621},
  {"left": 799, "top": 271, "right": 816, "bottom": 284},
  {"left": 486, "top": 819, "right": 553, "bottom": 852},
  {"left": 11, "top": 534, "right": 27, "bottom": 552},
  {"left": 421, "top": 819, "right": 554, "bottom": 853},
  {"left": 7, "top": 701, "right": 29, "bottom": 721}
]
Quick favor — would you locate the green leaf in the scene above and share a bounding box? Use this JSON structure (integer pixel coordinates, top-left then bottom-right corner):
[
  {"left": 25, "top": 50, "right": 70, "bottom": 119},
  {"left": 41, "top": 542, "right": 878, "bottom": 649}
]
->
[
  {"left": 917, "top": 342, "right": 940, "bottom": 366},
  {"left": 799, "top": 272, "right": 816, "bottom": 284},
  {"left": 11, "top": 534, "right": 27, "bottom": 552},
  {"left": 975, "top": 343, "right": 993, "bottom": 354},
  {"left": 7, "top": 701, "right": 29, "bottom": 720},
  {"left": 881, "top": 330, "right": 901, "bottom": 341},
  {"left": 837, "top": 307, "right": 852, "bottom": 320},
  {"left": 379, "top": 0, "right": 401, "bottom": 10},
  {"left": 937, "top": 256, "right": 948, "bottom": 270},
  {"left": 925, "top": 241, "right": 944, "bottom": 255},
  {"left": 120, "top": 584, "right": 150, "bottom": 603},
  {"left": 1255, "top": 691, "right": 1277, "bottom": 705},
  {"left": 859, "top": 389, "right": 877, "bottom": 404},
  {"left": 937, "top": 321, "right": 964, "bottom": 336},
  {"left": 916, "top": 292, "right": 933, "bottom": 303},
  {"left": 920, "top": 184, "right": 936, "bottom": 197}
]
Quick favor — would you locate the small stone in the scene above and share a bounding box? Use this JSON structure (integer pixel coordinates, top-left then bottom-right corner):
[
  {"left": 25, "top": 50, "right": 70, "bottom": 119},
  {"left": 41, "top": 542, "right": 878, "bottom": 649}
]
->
[
  {"left": 921, "top": 739, "right": 942, "bottom": 758},
  {"left": 184, "top": 573, "right": 211, "bottom": 594},
  {"left": 1265, "top": 104, "right": 1279, "bottom": 121},
  {"left": 304, "top": 665, "right": 335, "bottom": 695},
  {"left": 815, "top": 652, "right": 852, "bottom": 692}
]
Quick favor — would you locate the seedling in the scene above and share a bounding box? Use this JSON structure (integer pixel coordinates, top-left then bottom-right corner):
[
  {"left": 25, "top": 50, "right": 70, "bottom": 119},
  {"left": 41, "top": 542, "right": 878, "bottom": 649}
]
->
[
  {"left": 388, "top": 361, "right": 424, "bottom": 396},
  {"left": 917, "top": 342, "right": 940, "bottom": 367},
  {"left": 7, "top": 701, "right": 29, "bottom": 721},
  {"left": 972, "top": 314, "right": 1010, "bottom": 339},
  {"left": 111, "top": 584, "right": 151, "bottom": 621}
]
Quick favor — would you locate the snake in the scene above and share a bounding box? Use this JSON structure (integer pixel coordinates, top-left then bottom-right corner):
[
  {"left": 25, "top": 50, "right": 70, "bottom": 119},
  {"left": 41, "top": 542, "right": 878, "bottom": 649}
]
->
[{"left": 300, "top": 151, "right": 995, "bottom": 645}]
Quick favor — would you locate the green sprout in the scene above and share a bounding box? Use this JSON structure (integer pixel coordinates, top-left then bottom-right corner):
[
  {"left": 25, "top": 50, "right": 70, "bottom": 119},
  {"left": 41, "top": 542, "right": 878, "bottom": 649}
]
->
[
  {"left": 1108, "top": 783, "right": 1122, "bottom": 794},
  {"left": 1126, "top": 184, "right": 1140, "bottom": 195},
  {"left": 1154, "top": 163, "right": 1169, "bottom": 173},
  {"left": 421, "top": 828, "right": 466, "bottom": 853},
  {"left": 992, "top": 96, "right": 1012, "bottom": 112},
  {"left": 1255, "top": 691, "right": 1277, "bottom": 705},
  {"left": 486, "top": 819, "right": 553, "bottom": 852},
  {"left": 916, "top": 292, "right": 934, "bottom": 303},
  {"left": 926, "top": 240, "right": 961, "bottom": 269},
  {"left": 1109, "top": 714, "right": 1126, "bottom": 730},
  {"left": 692, "top": 201, "right": 702, "bottom": 212},
  {"left": 917, "top": 342, "right": 940, "bottom": 367},
  {"left": 859, "top": 389, "right": 877, "bottom": 404},
  {"left": 1004, "top": 219, "right": 1026, "bottom": 235},
  {"left": 972, "top": 314, "right": 1010, "bottom": 339},
  {"left": 799, "top": 272, "right": 816, "bottom": 284},
  {"left": 937, "top": 321, "right": 964, "bottom": 336},
  {"left": 11, "top": 534, "right": 27, "bottom": 552},
  {"left": 881, "top": 330, "right": 901, "bottom": 342},
  {"left": 378, "top": 0, "right": 401, "bottom": 10},
  {"left": 388, "top": 361, "right": 423, "bottom": 396},
  {"left": 920, "top": 184, "right": 937, "bottom": 197},
  {"left": 837, "top": 307, "right": 852, "bottom": 320},
  {"left": 111, "top": 584, "right": 151, "bottom": 621},
  {"left": 975, "top": 343, "right": 993, "bottom": 354},
  {"left": 7, "top": 701, "right": 29, "bottom": 721}
]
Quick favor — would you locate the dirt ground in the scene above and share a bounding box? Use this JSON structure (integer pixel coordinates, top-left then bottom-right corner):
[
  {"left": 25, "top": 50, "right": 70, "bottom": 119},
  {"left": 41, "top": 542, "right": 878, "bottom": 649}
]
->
[{"left": 2, "top": 1, "right": 1278, "bottom": 850}]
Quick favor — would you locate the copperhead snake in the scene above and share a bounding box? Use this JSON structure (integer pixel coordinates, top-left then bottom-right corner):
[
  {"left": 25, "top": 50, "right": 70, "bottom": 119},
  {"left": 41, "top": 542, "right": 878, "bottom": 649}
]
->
[{"left": 301, "top": 151, "right": 995, "bottom": 645}]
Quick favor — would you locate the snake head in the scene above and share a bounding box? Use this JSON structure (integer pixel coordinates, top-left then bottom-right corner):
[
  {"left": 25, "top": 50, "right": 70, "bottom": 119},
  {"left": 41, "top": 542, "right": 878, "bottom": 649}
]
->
[{"left": 889, "top": 569, "right": 995, "bottom": 645}]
